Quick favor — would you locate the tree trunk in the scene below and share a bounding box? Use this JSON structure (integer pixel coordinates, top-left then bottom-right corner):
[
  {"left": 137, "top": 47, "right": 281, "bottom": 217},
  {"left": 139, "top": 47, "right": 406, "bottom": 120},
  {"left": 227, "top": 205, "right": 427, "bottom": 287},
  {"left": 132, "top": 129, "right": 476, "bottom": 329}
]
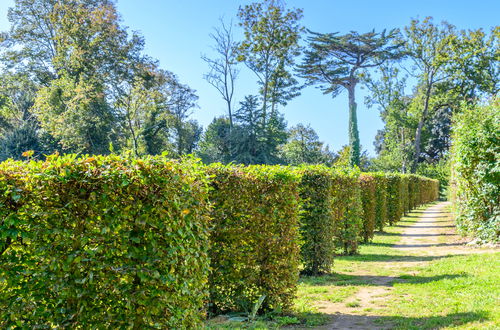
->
[
  {"left": 411, "top": 84, "right": 432, "bottom": 173},
  {"left": 347, "top": 84, "right": 361, "bottom": 167}
]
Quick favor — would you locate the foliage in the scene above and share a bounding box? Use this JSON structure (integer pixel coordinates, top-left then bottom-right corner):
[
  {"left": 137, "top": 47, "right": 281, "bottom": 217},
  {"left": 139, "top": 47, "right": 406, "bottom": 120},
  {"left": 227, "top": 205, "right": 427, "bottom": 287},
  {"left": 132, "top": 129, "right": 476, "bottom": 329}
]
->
[
  {"left": 0, "top": 154, "right": 211, "bottom": 328},
  {"left": 279, "top": 124, "right": 335, "bottom": 166},
  {"left": 385, "top": 174, "right": 405, "bottom": 225},
  {"left": 450, "top": 98, "right": 499, "bottom": 243},
  {"left": 295, "top": 165, "right": 337, "bottom": 275},
  {"left": 372, "top": 173, "right": 389, "bottom": 231},
  {"left": 207, "top": 164, "right": 301, "bottom": 314},
  {"left": 359, "top": 174, "right": 377, "bottom": 242}
]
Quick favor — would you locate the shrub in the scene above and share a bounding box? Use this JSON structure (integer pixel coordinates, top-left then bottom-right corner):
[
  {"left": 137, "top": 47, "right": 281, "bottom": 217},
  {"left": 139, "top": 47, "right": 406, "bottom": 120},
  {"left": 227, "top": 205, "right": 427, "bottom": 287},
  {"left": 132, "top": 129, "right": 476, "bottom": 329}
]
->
[
  {"left": 400, "top": 175, "right": 410, "bottom": 215},
  {"left": 207, "top": 164, "right": 301, "bottom": 314},
  {"left": 331, "top": 167, "right": 363, "bottom": 255},
  {"left": 295, "top": 165, "right": 336, "bottom": 275},
  {"left": 0, "top": 155, "right": 211, "bottom": 328},
  {"left": 450, "top": 99, "right": 499, "bottom": 243},
  {"left": 359, "top": 174, "right": 376, "bottom": 243}
]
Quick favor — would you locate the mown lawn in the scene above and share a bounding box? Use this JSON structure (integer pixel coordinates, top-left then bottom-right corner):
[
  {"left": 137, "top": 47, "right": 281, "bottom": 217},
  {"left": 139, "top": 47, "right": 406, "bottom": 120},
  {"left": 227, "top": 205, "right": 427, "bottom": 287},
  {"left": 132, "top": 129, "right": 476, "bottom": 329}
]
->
[{"left": 205, "top": 205, "right": 500, "bottom": 329}]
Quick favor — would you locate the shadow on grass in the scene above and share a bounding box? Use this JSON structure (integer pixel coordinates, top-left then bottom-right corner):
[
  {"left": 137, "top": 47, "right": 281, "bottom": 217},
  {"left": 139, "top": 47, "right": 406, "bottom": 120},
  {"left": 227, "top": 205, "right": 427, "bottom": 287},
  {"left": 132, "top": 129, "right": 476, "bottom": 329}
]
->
[
  {"left": 328, "top": 311, "right": 488, "bottom": 330},
  {"left": 366, "top": 242, "right": 464, "bottom": 248},
  {"left": 300, "top": 272, "right": 466, "bottom": 287},
  {"left": 336, "top": 253, "right": 460, "bottom": 262}
]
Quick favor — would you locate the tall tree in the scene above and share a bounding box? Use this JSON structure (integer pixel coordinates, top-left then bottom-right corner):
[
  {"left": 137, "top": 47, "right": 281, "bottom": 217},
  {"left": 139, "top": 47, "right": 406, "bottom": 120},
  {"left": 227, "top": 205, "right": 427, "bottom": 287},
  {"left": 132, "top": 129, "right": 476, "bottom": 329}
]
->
[
  {"left": 402, "top": 18, "right": 456, "bottom": 173},
  {"left": 298, "top": 29, "right": 402, "bottom": 167},
  {"left": 202, "top": 19, "right": 239, "bottom": 129},
  {"left": 237, "top": 0, "right": 303, "bottom": 155}
]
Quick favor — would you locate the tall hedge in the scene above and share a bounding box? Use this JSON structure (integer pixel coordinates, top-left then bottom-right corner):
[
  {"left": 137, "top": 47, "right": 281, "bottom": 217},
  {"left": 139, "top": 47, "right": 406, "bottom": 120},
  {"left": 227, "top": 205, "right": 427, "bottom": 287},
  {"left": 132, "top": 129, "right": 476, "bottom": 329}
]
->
[
  {"left": 359, "top": 174, "right": 376, "bottom": 243},
  {"left": 372, "top": 173, "right": 388, "bottom": 231},
  {"left": 385, "top": 174, "right": 404, "bottom": 225},
  {"left": 450, "top": 99, "right": 499, "bottom": 243},
  {"left": 207, "top": 164, "right": 301, "bottom": 314},
  {"left": 331, "top": 168, "right": 363, "bottom": 255},
  {"left": 0, "top": 155, "right": 211, "bottom": 328},
  {"left": 296, "top": 166, "right": 336, "bottom": 275}
]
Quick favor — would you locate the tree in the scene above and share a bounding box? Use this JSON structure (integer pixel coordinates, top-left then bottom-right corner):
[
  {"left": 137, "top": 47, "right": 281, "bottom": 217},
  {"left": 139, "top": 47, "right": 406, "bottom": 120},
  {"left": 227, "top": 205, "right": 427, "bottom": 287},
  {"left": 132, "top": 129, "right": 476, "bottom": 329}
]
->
[
  {"left": 299, "top": 29, "right": 402, "bottom": 167},
  {"left": 278, "top": 123, "right": 335, "bottom": 165},
  {"left": 237, "top": 0, "right": 303, "bottom": 136},
  {"left": 202, "top": 19, "right": 239, "bottom": 129},
  {"left": 197, "top": 116, "right": 232, "bottom": 164},
  {"left": 402, "top": 18, "right": 456, "bottom": 173}
]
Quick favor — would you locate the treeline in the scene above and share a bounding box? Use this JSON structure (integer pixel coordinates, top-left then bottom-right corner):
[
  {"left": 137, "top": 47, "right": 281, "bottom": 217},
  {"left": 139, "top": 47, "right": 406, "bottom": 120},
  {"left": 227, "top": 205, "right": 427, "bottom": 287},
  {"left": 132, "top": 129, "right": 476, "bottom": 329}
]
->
[
  {"left": 0, "top": 154, "right": 438, "bottom": 327},
  {"left": 1, "top": 0, "right": 498, "bottom": 178}
]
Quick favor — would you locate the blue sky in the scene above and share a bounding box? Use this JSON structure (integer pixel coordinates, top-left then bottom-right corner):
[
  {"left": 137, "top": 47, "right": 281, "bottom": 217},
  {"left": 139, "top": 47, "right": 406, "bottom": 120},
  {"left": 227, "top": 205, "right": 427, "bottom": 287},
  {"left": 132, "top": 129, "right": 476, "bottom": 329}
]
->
[{"left": 1, "top": 0, "right": 499, "bottom": 155}]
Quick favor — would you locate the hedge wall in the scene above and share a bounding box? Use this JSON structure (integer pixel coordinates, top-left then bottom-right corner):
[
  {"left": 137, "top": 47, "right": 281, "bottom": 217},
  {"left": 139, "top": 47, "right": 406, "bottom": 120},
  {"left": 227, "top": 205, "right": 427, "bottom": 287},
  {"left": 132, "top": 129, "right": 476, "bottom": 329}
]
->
[
  {"left": 359, "top": 174, "right": 377, "bottom": 243},
  {"left": 295, "top": 165, "right": 336, "bottom": 275},
  {"left": 207, "top": 164, "right": 301, "bottom": 314},
  {"left": 450, "top": 99, "right": 499, "bottom": 243},
  {"left": 372, "top": 173, "right": 388, "bottom": 231},
  {"left": 385, "top": 174, "right": 404, "bottom": 225},
  {"left": 331, "top": 168, "right": 363, "bottom": 255},
  {"left": 0, "top": 155, "right": 211, "bottom": 328}
]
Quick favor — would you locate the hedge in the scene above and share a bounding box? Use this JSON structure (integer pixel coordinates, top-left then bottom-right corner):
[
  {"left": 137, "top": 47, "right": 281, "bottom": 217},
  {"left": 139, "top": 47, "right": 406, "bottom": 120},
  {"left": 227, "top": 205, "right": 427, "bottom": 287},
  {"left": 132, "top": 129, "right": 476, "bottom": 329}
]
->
[
  {"left": 359, "top": 174, "right": 377, "bottom": 243},
  {"left": 0, "top": 155, "right": 211, "bottom": 328},
  {"left": 450, "top": 99, "right": 499, "bottom": 243},
  {"left": 207, "top": 164, "right": 301, "bottom": 314},
  {"left": 295, "top": 165, "right": 337, "bottom": 275},
  {"left": 331, "top": 167, "right": 363, "bottom": 255},
  {"left": 372, "top": 173, "right": 388, "bottom": 231},
  {"left": 385, "top": 174, "right": 404, "bottom": 225}
]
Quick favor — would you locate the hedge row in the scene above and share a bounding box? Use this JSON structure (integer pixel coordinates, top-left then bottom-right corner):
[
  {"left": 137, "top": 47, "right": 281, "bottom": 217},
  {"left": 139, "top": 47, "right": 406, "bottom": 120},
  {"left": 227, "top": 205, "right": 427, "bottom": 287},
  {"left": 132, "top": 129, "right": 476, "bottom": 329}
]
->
[
  {"left": 0, "top": 156, "right": 440, "bottom": 325},
  {"left": 450, "top": 99, "right": 499, "bottom": 243},
  {"left": 0, "top": 155, "right": 211, "bottom": 328},
  {"left": 298, "top": 169, "right": 439, "bottom": 275}
]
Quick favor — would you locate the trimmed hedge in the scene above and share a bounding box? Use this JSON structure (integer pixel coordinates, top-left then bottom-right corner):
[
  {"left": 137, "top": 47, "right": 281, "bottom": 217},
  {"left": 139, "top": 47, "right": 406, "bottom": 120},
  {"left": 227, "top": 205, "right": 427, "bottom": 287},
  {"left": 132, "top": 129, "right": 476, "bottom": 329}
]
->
[
  {"left": 372, "top": 173, "right": 388, "bottom": 231},
  {"left": 207, "top": 164, "right": 301, "bottom": 314},
  {"left": 296, "top": 165, "right": 337, "bottom": 275},
  {"left": 0, "top": 155, "right": 211, "bottom": 328},
  {"left": 331, "top": 168, "right": 363, "bottom": 255},
  {"left": 385, "top": 174, "right": 404, "bottom": 225},
  {"left": 359, "top": 174, "right": 377, "bottom": 243}
]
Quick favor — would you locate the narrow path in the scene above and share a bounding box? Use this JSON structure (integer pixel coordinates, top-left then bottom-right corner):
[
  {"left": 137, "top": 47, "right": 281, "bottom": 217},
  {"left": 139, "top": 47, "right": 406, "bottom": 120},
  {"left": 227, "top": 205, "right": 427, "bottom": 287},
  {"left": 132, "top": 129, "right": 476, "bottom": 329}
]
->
[{"left": 315, "top": 201, "right": 490, "bottom": 330}]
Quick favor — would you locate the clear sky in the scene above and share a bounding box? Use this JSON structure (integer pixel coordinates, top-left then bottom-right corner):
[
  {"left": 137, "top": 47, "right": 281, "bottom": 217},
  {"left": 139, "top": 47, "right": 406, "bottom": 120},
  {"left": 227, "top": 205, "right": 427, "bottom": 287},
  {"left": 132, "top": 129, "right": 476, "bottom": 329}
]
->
[{"left": 1, "top": 0, "right": 499, "bottom": 155}]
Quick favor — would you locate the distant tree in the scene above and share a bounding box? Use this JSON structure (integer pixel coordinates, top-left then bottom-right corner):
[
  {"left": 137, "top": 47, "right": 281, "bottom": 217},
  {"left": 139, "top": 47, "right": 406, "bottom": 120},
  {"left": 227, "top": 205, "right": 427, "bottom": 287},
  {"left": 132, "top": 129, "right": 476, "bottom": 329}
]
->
[
  {"left": 298, "top": 29, "right": 402, "bottom": 167},
  {"left": 197, "top": 116, "right": 232, "bottom": 164},
  {"left": 278, "top": 123, "right": 335, "bottom": 165},
  {"left": 202, "top": 19, "right": 239, "bottom": 129}
]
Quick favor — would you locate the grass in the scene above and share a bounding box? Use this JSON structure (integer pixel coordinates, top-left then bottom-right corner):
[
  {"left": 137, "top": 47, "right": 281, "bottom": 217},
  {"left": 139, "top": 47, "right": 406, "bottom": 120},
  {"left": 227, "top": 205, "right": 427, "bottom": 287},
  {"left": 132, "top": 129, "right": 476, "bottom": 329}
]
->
[{"left": 205, "top": 204, "right": 499, "bottom": 329}]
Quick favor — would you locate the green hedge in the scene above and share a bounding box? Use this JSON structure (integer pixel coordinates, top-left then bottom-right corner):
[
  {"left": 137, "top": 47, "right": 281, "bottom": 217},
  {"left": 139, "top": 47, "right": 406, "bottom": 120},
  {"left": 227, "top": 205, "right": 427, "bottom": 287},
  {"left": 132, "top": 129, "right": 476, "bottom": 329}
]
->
[
  {"left": 296, "top": 165, "right": 336, "bottom": 275},
  {"left": 359, "top": 174, "right": 377, "bottom": 243},
  {"left": 450, "top": 99, "right": 499, "bottom": 243},
  {"left": 0, "top": 155, "right": 211, "bottom": 328},
  {"left": 331, "top": 168, "right": 363, "bottom": 255},
  {"left": 207, "top": 164, "right": 301, "bottom": 314},
  {"left": 372, "top": 173, "right": 388, "bottom": 231},
  {"left": 385, "top": 174, "right": 404, "bottom": 225}
]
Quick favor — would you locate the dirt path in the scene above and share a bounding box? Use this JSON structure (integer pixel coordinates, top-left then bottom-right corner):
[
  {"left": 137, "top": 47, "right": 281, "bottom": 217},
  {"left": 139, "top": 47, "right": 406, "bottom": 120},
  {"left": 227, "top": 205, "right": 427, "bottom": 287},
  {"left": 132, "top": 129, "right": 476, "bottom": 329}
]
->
[{"left": 314, "top": 201, "right": 492, "bottom": 330}]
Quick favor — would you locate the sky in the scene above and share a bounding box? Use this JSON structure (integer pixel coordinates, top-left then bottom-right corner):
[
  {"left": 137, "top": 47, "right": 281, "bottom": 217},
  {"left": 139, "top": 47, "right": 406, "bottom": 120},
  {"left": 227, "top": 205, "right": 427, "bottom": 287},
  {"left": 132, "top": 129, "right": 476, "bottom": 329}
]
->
[{"left": 0, "top": 0, "right": 499, "bottom": 155}]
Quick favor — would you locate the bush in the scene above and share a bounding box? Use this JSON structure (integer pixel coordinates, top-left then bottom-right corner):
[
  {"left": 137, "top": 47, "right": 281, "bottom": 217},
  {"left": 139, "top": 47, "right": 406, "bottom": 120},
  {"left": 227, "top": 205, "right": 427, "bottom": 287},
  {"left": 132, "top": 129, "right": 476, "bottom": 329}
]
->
[
  {"left": 450, "top": 99, "right": 499, "bottom": 243},
  {"left": 207, "top": 164, "right": 301, "bottom": 314},
  {"left": 295, "top": 165, "right": 336, "bottom": 275},
  {"left": 359, "top": 174, "right": 376, "bottom": 243},
  {"left": 0, "top": 155, "right": 211, "bottom": 328}
]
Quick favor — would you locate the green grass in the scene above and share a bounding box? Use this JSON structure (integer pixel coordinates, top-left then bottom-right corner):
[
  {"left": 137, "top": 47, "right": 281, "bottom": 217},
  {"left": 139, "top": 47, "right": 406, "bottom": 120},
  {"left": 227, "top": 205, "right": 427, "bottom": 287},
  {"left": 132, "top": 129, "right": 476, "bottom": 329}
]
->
[{"left": 205, "top": 204, "right": 499, "bottom": 329}]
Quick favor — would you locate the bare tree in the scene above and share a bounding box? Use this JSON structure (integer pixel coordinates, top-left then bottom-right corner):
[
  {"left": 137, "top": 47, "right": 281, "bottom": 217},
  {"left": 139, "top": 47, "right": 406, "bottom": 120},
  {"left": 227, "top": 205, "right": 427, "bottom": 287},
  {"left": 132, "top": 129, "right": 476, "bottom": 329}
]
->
[{"left": 202, "top": 18, "right": 239, "bottom": 129}]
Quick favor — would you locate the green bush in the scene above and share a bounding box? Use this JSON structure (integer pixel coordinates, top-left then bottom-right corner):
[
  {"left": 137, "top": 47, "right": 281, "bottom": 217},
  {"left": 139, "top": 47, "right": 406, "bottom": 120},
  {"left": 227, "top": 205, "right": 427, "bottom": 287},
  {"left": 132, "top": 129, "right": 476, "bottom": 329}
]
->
[
  {"left": 450, "top": 99, "right": 499, "bottom": 243},
  {"left": 0, "top": 155, "right": 211, "bottom": 328},
  {"left": 359, "top": 174, "right": 376, "bottom": 243},
  {"left": 295, "top": 165, "right": 336, "bottom": 275},
  {"left": 331, "top": 167, "right": 363, "bottom": 255},
  {"left": 400, "top": 175, "right": 410, "bottom": 215},
  {"left": 207, "top": 164, "right": 301, "bottom": 314}
]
